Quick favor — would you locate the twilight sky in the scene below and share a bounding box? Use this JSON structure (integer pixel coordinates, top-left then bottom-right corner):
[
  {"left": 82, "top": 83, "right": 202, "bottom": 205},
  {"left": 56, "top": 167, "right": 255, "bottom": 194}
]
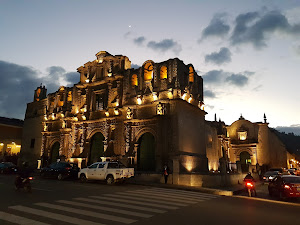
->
[{"left": 0, "top": 0, "right": 300, "bottom": 134}]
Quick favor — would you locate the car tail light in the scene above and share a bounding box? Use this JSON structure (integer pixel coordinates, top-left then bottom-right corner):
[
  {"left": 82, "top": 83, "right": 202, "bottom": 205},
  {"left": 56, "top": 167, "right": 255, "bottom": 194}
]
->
[
  {"left": 246, "top": 182, "right": 253, "bottom": 188},
  {"left": 65, "top": 167, "right": 71, "bottom": 170},
  {"left": 28, "top": 177, "right": 33, "bottom": 180},
  {"left": 263, "top": 177, "right": 266, "bottom": 179},
  {"left": 284, "top": 184, "right": 291, "bottom": 189}
]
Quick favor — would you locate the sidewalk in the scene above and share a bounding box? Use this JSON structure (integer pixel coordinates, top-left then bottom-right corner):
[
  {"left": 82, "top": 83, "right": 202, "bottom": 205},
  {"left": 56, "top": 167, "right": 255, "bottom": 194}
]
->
[{"left": 127, "top": 179, "right": 244, "bottom": 196}]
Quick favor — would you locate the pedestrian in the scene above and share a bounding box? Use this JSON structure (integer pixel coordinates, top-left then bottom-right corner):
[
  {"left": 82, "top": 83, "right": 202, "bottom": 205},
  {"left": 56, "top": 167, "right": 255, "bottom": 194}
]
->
[{"left": 163, "top": 164, "right": 169, "bottom": 184}]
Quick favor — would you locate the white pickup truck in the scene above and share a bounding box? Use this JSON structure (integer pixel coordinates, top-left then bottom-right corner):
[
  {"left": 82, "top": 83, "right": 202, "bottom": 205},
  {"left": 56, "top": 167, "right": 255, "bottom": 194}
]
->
[{"left": 78, "top": 161, "right": 134, "bottom": 184}]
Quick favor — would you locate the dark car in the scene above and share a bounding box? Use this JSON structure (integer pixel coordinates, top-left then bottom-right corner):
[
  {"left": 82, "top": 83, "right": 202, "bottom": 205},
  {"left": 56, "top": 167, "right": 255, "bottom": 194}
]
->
[
  {"left": 262, "top": 171, "right": 280, "bottom": 182},
  {"left": 0, "top": 162, "right": 17, "bottom": 174},
  {"left": 268, "top": 175, "right": 300, "bottom": 199},
  {"left": 40, "top": 162, "right": 79, "bottom": 180}
]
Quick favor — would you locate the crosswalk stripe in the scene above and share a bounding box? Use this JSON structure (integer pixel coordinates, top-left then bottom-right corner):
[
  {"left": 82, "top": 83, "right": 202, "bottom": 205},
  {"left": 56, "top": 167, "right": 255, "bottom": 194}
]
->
[
  {"left": 57, "top": 200, "right": 152, "bottom": 218},
  {"left": 74, "top": 197, "right": 166, "bottom": 214},
  {"left": 122, "top": 191, "right": 199, "bottom": 204},
  {"left": 0, "top": 211, "right": 50, "bottom": 225},
  {"left": 128, "top": 189, "right": 210, "bottom": 201},
  {"left": 9, "top": 205, "right": 103, "bottom": 225},
  {"left": 36, "top": 202, "right": 137, "bottom": 224},
  {"left": 135, "top": 189, "right": 216, "bottom": 200},
  {"left": 125, "top": 190, "right": 202, "bottom": 203},
  {"left": 90, "top": 196, "right": 179, "bottom": 210},
  {"left": 103, "top": 193, "right": 190, "bottom": 206},
  {"left": 150, "top": 187, "right": 218, "bottom": 198}
]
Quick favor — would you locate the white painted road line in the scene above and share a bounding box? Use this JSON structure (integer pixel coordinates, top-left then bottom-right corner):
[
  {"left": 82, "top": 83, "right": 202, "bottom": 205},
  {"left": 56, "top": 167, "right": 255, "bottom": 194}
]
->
[
  {"left": 90, "top": 196, "right": 179, "bottom": 210},
  {"left": 104, "top": 193, "right": 190, "bottom": 206},
  {"left": 130, "top": 189, "right": 211, "bottom": 201},
  {"left": 124, "top": 191, "right": 201, "bottom": 203},
  {"left": 0, "top": 211, "right": 50, "bottom": 225},
  {"left": 36, "top": 202, "right": 137, "bottom": 224},
  {"left": 57, "top": 200, "right": 152, "bottom": 218},
  {"left": 74, "top": 197, "right": 166, "bottom": 214},
  {"left": 9, "top": 205, "right": 103, "bottom": 225},
  {"left": 150, "top": 187, "right": 218, "bottom": 198}
]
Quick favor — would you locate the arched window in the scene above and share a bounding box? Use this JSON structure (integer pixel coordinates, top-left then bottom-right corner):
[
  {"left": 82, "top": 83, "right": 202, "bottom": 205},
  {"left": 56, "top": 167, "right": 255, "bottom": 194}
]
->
[
  {"left": 144, "top": 62, "right": 153, "bottom": 81},
  {"left": 131, "top": 74, "right": 138, "bottom": 86},
  {"left": 189, "top": 66, "right": 194, "bottom": 83},
  {"left": 160, "top": 66, "right": 167, "bottom": 79}
]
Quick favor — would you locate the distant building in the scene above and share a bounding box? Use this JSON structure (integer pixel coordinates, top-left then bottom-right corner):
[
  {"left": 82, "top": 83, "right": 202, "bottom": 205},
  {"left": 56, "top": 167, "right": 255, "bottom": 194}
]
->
[
  {"left": 0, "top": 117, "right": 23, "bottom": 164},
  {"left": 20, "top": 51, "right": 298, "bottom": 173}
]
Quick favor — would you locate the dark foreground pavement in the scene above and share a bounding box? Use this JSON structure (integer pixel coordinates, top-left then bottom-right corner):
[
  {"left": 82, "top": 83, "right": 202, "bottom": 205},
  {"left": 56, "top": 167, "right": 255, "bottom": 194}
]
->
[{"left": 1, "top": 174, "right": 299, "bottom": 225}]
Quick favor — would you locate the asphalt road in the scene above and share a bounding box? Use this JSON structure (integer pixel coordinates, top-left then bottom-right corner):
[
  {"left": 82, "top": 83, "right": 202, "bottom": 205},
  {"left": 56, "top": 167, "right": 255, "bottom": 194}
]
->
[{"left": 0, "top": 174, "right": 299, "bottom": 225}]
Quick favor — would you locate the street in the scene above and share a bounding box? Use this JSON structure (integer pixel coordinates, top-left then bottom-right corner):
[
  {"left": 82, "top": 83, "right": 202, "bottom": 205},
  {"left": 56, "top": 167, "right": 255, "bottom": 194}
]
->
[{"left": 0, "top": 174, "right": 299, "bottom": 225}]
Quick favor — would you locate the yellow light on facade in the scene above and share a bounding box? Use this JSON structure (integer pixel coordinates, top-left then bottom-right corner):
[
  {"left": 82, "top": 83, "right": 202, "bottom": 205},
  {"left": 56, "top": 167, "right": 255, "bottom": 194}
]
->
[
  {"left": 44, "top": 115, "right": 48, "bottom": 121},
  {"left": 188, "top": 96, "right": 192, "bottom": 103},
  {"left": 116, "top": 99, "right": 119, "bottom": 107},
  {"left": 186, "top": 162, "right": 193, "bottom": 172},
  {"left": 0, "top": 143, "right": 4, "bottom": 146},
  {"left": 82, "top": 115, "right": 86, "bottom": 120},
  {"left": 51, "top": 113, "right": 55, "bottom": 120},
  {"left": 105, "top": 111, "right": 109, "bottom": 117},
  {"left": 75, "top": 108, "right": 79, "bottom": 114},
  {"left": 85, "top": 79, "right": 90, "bottom": 83},
  {"left": 153, "top": 92, "right": 158, "bottom": 101},
  {"left": 137, "top": 96, "right": 142, "bottom": 105},
  {"left": 182, "top": 93, "right": 187, "bottom": 100},
  {"left": 73, "top": 117, "right": 78, "bottom": 121},
  {"left": 16, "top": 145, "right": 21, "bottom": 148},
  {"left": 107, "top": 73, "right": 112, "bottom": 77},
  {"left": 114, "top": 109, "right": 119, "bottom": 115},
  {"left": 98, "top": 59, "right": 103, "bottom": 63},
  {"left": 12, "top": 142, "right": 15, "bottom": 145}
]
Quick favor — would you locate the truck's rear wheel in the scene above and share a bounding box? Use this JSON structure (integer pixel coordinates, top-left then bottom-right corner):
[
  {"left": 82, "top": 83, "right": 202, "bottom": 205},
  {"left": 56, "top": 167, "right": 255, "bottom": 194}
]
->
[{"left": 106, "top": 175, "right": 114, "bottom": 185}]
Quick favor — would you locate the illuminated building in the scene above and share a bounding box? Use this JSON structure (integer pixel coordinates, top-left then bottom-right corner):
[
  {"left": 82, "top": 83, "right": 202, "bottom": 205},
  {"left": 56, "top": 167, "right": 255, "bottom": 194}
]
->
[
  {"left": 21, "top": 51, "right": 207, "bottom": 171},
  {"left": 0, "top": 117, "right": 23, "bottom": 164}
]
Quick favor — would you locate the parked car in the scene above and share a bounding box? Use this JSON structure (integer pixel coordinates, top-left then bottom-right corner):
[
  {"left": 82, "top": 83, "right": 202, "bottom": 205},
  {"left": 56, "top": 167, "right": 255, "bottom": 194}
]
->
[
  {"left": 268, "top": 175, "right": 300, "bottom": 199},
  {"left": 40, "top": 162, "right": 79, "bottom": 180},
  {"left": 78, "top": 161, "right": 134, "bottom": 184},
  {"left": 262, "top": 171, "right": 280, "bottom": 182},
  {"left": 0, "top": 162, "right": 17, "bottom": 174}
]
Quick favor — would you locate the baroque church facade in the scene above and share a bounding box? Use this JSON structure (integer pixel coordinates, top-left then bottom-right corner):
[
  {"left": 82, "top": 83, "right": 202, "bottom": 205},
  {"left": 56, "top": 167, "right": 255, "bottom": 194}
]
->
[{"left": 21, "top": 51, "right": 297, "bottom": 173}]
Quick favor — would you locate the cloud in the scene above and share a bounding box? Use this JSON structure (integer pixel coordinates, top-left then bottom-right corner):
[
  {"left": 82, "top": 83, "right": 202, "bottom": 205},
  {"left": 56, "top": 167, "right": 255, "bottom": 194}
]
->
[
  {"left": 131, "top": 64, "right": 140, "bottom": 69},
  {"left": 65, "top": 72, "right": 80, "bottom": 85},
  {"left": 202, "top": 70, "right": 226, "bottom": 84},
  {"left": 202, "top": 70, "right": 253, "bottom": 87},
  {"left": 230, "top": 10, "right": 300, "bottom": 49},
  {"left": 205, "top": 47, "right": 232, "bottom": 65},
  {"left": 295, "top": 45, "right": 300, "bottom": 55},
  {"left": 276, "top": 124, "right": 300, "bottom": 136},
  {"left": 0, "top": 61, "right": 78, "bottom": 120},
  {"left": 200, "top": 13, "right": 230, "bottom": 40},
  {"left": 204, "top": 89, "right": 216, "bottom": 99},
  {"left": 225, "top": 73, "right": 248, "bottom": 86},
  {"left": 147, "top": 39, "right": 182, "bottom": 54},
  {"left": 133, "top": 36, "right": 146, "bottom": 45}
]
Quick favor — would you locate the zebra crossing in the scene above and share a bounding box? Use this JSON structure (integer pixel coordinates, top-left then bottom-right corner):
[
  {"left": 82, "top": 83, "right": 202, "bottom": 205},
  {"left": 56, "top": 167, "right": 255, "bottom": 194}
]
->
[{"left": 0, "top": 187, "right": 219, "bottom": 225}]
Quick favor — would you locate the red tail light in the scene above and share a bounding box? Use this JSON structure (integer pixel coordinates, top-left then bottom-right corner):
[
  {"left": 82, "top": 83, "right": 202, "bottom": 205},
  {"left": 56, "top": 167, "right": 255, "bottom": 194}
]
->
[
  {"left": 65, "top": 167, "right": 71, "bottom": 170},
  {"left": 246, "top": 182, "right": 253, "bottom": 188},
  {"left": 28, "top": 177, "right": 33, "bottom": 180}
]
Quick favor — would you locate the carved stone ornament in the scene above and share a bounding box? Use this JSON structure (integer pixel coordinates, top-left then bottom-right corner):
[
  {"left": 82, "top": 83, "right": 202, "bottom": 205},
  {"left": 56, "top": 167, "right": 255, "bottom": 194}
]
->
[
  {"left": 126, "top": 107, "right": 133, "bottom": 119},
  {"left": 156, "top": 102, "right": 165, "bottom": 115}
]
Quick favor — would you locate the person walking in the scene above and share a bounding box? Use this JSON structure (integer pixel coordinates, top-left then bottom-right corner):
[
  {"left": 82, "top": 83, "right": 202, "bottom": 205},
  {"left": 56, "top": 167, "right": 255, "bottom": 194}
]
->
[{"left": 163, "top": 164, "right": 169, "bottom": 184}]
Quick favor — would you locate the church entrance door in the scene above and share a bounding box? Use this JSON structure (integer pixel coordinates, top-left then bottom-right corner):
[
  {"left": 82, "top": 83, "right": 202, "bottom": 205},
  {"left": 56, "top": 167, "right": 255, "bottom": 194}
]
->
[
  {"left": 50, "top": 142, "right": 60, "bottom": 163},
  {"left": 89, "top": 132, "right": 104, "bottom": 165},
  {"left": 240, "top": 151, "right": 251, "bottom": 173},
  {"left": 137, "top": 132, "right": 155, "bottom": 171}
]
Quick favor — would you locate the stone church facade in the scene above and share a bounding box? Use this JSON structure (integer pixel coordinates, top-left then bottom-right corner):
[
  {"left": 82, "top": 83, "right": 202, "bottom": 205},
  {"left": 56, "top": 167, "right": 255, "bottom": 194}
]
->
[
  {"left": 21, "top": 51, "right": 296, "bottom": 173},
  {"left": 21, "top": 51, "right": 208, "bottom": 172}
]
